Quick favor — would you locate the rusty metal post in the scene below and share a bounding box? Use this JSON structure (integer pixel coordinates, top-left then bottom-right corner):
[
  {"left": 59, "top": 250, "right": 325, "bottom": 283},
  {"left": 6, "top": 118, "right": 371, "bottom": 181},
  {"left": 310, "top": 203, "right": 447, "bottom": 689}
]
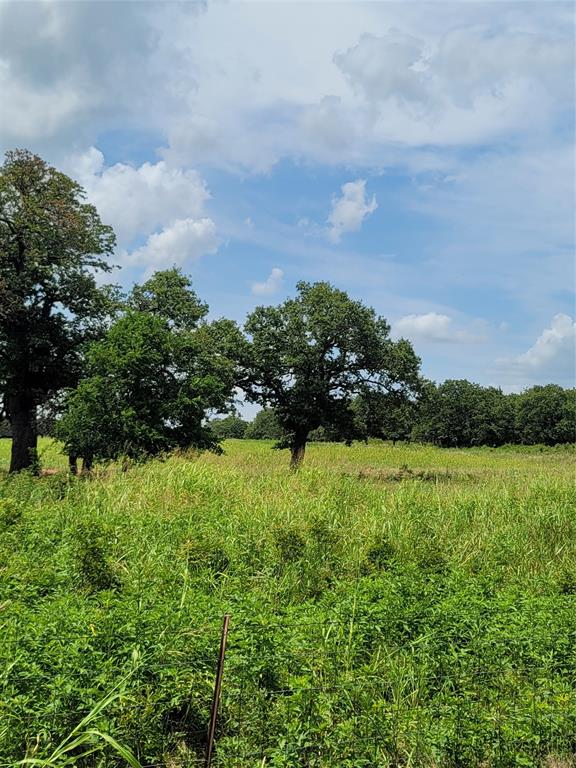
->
[{"left": 205, "top": 614, "right": 230, "bottom": 768}]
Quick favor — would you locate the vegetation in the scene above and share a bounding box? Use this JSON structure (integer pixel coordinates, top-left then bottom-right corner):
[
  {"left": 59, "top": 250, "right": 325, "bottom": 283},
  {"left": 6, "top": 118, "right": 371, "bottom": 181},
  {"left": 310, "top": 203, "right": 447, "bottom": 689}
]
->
[
  {"left": 244, "top": 408, "right": 284, "bottom": 440},
  {"left": 55, "top": 270, "right": 240, "bottom": 467},
  {"left": 1, "top": 148, "right": 574, "bottom": 767},
  {"left": 239, "top": 281, "right": 421, "bottom": 468},
  {"left": 234, "top": 383, "right": 575, "bottom": 450},
  {"left": 412, "top": 379, "right": 517, "bottom": 448},
  {"left": 516, "top": 384, "right": 576, "bottom": 446},
  {"left": 0, "top": 150, "right": 117, "bottom": 473},
  {"left": 1, "top": 152, "right": 573, "bottom": 476},
  {"left": 0, "top": 438, "right": 575, "bottom": 766},
  {"left": 208, "top": 415, "right": 249, "bottom": 440}
]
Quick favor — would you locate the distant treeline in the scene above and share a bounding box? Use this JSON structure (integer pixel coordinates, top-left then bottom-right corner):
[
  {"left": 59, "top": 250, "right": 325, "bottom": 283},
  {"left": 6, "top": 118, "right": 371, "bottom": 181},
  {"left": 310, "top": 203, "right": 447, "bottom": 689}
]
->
[{"left": 210, "top": 382, "right": 575, "bottom": 448}]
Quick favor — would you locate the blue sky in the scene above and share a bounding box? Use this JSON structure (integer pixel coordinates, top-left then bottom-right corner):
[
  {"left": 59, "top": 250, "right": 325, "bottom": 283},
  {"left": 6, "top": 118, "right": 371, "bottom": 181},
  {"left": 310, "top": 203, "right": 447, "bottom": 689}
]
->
[{"left": 0, "top": 0, "right": 574, "bottom": 398}]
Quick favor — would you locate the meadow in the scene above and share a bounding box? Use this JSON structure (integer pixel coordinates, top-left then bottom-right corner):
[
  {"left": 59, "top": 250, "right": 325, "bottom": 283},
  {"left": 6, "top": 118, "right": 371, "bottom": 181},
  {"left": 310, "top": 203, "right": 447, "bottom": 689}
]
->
[{"left": 0, "top": 438, "right": 575, "bottom": 767}]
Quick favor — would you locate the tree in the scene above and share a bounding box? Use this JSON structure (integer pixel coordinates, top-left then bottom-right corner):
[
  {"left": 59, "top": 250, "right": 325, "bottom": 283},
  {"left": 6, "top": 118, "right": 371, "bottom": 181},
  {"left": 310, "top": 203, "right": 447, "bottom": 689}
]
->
[
  {"left": 0, "top": 150, "right": 116, "bottom": 472},
  {"left": 244, "top": 409, "right": 285, "bottom": 440},
  {"left": 413, "top": 380, "right": 518, "bottom": 448},
  {"left": 353, "top": 391, "right": 418, "bottom": 444},
  {"left": 209, "top": 414, "right": 248, "bottom": 440},
  {"left": 516, "top": 385, "right": 576, "bottom": 445},
  {"left": 55, "top": 270, "right": 241, "bottom": 465},
  {"left": 238, "top": 281, "right": 421, "bottom": 468}
]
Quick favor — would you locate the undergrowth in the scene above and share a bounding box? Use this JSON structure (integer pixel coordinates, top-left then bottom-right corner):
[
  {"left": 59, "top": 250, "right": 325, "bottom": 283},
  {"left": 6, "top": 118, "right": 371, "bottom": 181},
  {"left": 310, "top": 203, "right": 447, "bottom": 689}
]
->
[{"left": 0, "top": 439, "right": 574, "bottom": 766}]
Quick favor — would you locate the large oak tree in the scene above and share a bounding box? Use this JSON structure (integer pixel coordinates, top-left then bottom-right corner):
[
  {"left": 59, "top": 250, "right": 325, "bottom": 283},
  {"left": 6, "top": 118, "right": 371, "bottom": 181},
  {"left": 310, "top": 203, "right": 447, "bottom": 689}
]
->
[
  {"left": 239, "top": 281, "right": 421, "bottom": 468},
  {"left": 0, "top": 150, "right": 116, "bottom": 472}
]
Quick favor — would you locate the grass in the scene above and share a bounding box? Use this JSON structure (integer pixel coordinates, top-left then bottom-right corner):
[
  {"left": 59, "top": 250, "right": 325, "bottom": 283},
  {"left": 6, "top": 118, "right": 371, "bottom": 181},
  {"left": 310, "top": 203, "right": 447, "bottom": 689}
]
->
[{"left": 0, "top": 438, "right": 575, "bottom": 766}]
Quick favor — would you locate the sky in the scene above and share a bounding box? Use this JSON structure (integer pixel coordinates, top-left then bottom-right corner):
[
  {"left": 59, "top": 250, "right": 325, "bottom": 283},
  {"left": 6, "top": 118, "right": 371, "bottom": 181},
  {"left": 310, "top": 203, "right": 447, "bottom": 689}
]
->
[{"left": 0, "top": 0, "right": 574, "bottom": 400}]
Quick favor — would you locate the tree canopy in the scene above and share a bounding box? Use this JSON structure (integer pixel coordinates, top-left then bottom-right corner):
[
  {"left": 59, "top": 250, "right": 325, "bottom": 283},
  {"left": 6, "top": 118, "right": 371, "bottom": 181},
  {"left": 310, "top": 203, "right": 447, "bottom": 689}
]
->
[
  {"left": 244, "top": 408, "right": 285, "bottom": 441},
  {"left": 412, "top": 380, "right": 517, "bottom": 448},
  {"left": 208, "top": 414, "right": 249, "bottom": 440},
  {"left": 516, "top": 385, "right": 575, "bottom": 446},
  {"left": 238, "top": 281, "right": 422, "bottom": 467},
  {"left": 0, "top": 149, "right": 117, "bottom": 472},
  {"left": 56, "top": 270, "right": 241, "bottom": 465}
]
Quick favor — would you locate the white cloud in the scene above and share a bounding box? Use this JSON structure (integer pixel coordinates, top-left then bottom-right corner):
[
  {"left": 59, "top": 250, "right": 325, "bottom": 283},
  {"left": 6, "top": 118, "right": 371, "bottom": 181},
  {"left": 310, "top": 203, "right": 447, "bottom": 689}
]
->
[
  {"left": 251, "top": 267, "right": 284, "bottom": 296},
  {"left": 334, "top": 30, "right": 428, "bottom": 107},
  {"left": 0, "top": 3, "right": 572, "bottom": 170},
  {"left": 61, "top": 146, "right": 221, "bottom": 274},
  {"left": 69, "top": 147, "right": 211, "bottom": 248},
  {"left": 393, "top": 312, "right": 486, "bottom": 343},
  {"left": 327, "top": 180, "right": 377, "bottom": 243},
  {"left": 333, "top": 24, "right": 573, "bottom": 148},
  {"left": 158, "top": 3, "right": 572, "bottom": 170},
  {"left": 0, "top": 1, "right": 168, "bottom": 152},
  {"left": 124, "top": 218, "right": 219, "bottom": 274},
  {"left": 497, "top": 314, "right": 576, "bottom": 383}
]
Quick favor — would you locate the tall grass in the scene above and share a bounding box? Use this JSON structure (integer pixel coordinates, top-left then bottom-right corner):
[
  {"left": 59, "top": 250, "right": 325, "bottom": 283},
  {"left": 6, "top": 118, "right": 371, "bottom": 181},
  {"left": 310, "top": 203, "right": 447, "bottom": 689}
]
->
[{"left": 0, "top": 439, "right": 574, "bottom": 766}]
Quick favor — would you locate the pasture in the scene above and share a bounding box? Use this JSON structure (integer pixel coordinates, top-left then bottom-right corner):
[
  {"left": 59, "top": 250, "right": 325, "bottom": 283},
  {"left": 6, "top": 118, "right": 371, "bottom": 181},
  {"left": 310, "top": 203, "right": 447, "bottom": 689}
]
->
[{"left": 0, "top": 439, "right": 575, "bottom": 766}]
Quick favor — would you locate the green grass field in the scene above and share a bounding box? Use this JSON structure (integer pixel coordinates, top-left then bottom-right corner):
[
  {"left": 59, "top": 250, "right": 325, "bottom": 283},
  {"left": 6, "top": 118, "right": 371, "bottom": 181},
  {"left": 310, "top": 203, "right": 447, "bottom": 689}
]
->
[{"left": 1, "top": 439, "right": 575, "bottom": 767}]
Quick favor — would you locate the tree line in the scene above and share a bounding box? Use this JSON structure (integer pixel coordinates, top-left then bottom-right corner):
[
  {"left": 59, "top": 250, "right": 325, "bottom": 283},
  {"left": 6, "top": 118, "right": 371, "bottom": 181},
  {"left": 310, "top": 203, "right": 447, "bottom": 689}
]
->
[
  {"left": 1, "top": 150, "right": 574, "bottom": 473},
  {"left": 209, "top": 382, "right": 575, "bottom": 449}
]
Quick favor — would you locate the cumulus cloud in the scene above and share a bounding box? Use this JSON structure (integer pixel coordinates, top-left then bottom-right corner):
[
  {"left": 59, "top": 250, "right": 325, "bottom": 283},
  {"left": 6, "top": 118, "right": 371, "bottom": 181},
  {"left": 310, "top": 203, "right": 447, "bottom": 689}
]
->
[
  {"left": 327, "top": 180, "right": 377, "bottom": 243},
  {"left": 497, "top": 314, "right": 576, "bottom": 383},
  {"left": 62, "top": 147, "right": 220, "bottom": 273},
  {"left": 251, "top": 267, "right": 284, "bottom": 296},
  {"left": 124, "top": 218, "right": 219, "bottom": 274},
  {"left": 393, "top": 313, "right": 486, "bottom": 343},
  {"left": 69, "top": 147, "right": 211, "bottom": 248},
  {"left": 66, "top": 147, "right": 220, "bottom": 272}
]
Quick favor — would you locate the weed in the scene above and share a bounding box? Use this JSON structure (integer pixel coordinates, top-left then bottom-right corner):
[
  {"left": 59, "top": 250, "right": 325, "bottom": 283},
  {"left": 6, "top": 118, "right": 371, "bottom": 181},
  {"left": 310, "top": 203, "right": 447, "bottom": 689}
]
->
[
  {"left": 182, "top": 536, "right": 230, "bottom": 576},
  {"left": 274, "top": 525, "right": 306, "bottom": 563},
  {"left": 0, "top": 497, "right": 22, "bottom": 528},
  {"left": 73, "top": 521, "right": 120, "bottom": 592}
]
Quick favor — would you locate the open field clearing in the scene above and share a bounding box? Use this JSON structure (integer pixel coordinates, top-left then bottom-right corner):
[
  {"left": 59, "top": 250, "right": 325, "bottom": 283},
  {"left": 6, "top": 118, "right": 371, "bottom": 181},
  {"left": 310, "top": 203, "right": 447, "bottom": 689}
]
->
[{"left": 1, "top": 439, "right": 575, "bottom": 766}]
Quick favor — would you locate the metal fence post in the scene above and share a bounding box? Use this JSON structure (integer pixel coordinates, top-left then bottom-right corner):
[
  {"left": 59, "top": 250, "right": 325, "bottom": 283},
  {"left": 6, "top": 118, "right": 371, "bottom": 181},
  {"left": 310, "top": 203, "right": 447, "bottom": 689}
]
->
[{"left": 205, "top": 614, "right": 231, "bottom": 768}]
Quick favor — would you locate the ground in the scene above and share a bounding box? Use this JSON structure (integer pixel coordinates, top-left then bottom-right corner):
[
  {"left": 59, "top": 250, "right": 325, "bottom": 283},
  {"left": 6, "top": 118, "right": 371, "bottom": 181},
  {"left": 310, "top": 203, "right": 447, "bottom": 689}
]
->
[{"left": 0, "top": 439, "right": 575, "bottom": 766}]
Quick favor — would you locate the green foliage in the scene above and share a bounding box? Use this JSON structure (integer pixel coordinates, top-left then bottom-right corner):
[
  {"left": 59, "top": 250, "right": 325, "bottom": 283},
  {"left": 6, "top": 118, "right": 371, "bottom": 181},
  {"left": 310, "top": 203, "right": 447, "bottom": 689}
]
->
[
  {"left": 56, "top": 270, "right": 242, "bottom": 463},
  {"left": 73, "top": 520, "right": 120, "bottom": 592},
  {"left": 128, "top": 268, "right": 208, "bottom": 330},
  {"left": 274, "top": 525, "right": 307, "bottom": 563},
  {"left": 18, "top": 684, "right": 142, "bottom": 768},
  {"left": 414, "top": 379, "right": 518, "bottom": 448},
  {"left": 244, "top": 408, "right": 285, "bottom": 440},
  {"left": 0, "top": 439, "right": 575, "bottom": 765},
  {"left": 0, "top": 149, "right": 118, "bottom": 472},
  {"left": 182, "top": 535, "right": 230, "bottom": 576},
  {"left": 354, "top": 390, "right": 418, "bottom": 443},
  {"left": 516, "top": 385, "right": 576, "bottom": 446},
  {"left": 240, "top": 281, "right": 421, "bottom": 465},
  {"left": 413, "top": 381, "right": 575, "bottom": 448},
  {"left": 208, "top": 414, "right": 248, "bottom": 440},
  {"left": 0, "top": 496, "right": 22, "bottom": 528},
  {"left": 362, "top": 533, "right": 397, "bottom": 573}
]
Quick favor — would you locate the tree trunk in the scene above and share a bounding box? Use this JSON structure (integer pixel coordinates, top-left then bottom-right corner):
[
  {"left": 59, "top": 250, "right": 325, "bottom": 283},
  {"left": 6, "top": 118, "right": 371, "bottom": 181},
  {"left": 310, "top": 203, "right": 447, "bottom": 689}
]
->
[
  {"left": 6, "top": 395, "right": 38, "bottom": 473},
  {"left": 290, "top": 432, "right": 307, "bottom": 470}
]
